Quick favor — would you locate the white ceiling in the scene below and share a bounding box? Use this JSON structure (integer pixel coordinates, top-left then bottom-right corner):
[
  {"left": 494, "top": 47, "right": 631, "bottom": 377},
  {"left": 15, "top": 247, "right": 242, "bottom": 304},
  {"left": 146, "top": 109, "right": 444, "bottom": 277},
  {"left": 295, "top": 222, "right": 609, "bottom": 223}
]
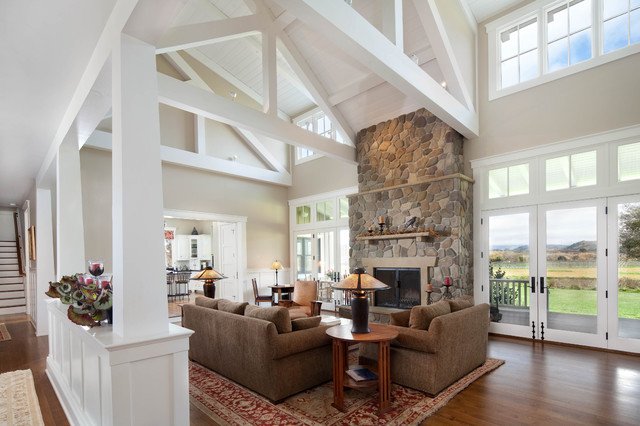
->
[{"left": 0, "top": 0, "right": 515, "bottom": 206}]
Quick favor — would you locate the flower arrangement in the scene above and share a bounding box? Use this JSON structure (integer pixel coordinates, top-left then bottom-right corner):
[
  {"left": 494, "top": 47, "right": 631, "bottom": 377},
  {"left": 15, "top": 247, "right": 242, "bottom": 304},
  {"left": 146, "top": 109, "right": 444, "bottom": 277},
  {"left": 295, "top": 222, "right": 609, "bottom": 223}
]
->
[{"left": 46, "top": 274, "right": 113, "bottom": 327}]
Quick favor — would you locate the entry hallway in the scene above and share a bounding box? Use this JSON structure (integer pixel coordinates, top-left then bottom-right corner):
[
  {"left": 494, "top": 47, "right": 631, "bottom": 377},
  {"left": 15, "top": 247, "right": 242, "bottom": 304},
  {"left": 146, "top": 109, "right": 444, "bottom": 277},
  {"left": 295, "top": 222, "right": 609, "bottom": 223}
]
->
[{"left": 1, "top": 314, "right": 638, "bottom": 425}]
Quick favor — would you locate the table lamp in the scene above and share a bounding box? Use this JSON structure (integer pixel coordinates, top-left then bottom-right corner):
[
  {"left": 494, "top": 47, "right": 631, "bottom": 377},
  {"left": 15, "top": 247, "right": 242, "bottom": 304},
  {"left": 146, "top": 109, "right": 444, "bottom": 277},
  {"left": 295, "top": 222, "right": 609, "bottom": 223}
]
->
[
  {"left": 191, "top": 267, "right": 226, "bottom": 298},
  {"left": 332, "top": 268, "right": 389, "bottom": 333},
  {"left": 271, "top": 260, "right": 283, "bottom": 286}
]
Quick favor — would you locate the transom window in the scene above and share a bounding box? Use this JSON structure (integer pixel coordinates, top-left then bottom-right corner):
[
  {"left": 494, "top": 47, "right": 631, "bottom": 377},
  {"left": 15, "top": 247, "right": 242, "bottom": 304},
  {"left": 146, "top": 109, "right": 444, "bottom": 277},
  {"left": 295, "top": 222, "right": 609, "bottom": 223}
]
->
[
  {"left": 295, "top": 111, "right": 346, "bottom": 162},
  {"left": 618, "top": 141, "right": 640, "bottom": 182},
  {"left": 488, "top": 163, "right": 530, "bottom": 199},
  {"left": 500, "top": 18, "right": 539, "bottom": 88},
  {"left": 603, "top": 0, "right": 640, "bottom": 53},
  {"left": 545, "top": 150, "right": 597, "bottom": 191},
  {"left": 546, "top": 0, "right": 593, "bottom": 72}
]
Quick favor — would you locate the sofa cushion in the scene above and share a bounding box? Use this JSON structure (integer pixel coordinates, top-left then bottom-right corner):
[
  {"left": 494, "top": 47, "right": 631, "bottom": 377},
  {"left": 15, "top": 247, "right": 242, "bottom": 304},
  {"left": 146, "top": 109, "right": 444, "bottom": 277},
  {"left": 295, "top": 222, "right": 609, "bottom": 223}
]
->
[
  {"left": 389, "top": 310, "right": 411, "bottom": 327},
  {"left": 195, "top": 297, "right": 221, "bottom": 310},
  {"left": 245, "top": 306, "right": 292, "bottom": 334},
  {"left": 218, "top": 300, "right": 249, "bottom": 315},
  {"left": 291, "top": 316, "right": 321, "bottom": 331},
  {"left": 448, "top": 298, "right": 474, "bottom": 312},
  {"left": 409, "top": 300, "right": 451, "bottom": 330}
]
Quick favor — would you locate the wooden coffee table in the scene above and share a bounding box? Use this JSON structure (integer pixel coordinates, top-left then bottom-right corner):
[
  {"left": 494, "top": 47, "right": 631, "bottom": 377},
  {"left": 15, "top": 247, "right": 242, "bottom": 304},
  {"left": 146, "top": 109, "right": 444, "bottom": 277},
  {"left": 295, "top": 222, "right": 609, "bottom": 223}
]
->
[{"left": 326, "top": 323, "right": 398, "bottom": 414}]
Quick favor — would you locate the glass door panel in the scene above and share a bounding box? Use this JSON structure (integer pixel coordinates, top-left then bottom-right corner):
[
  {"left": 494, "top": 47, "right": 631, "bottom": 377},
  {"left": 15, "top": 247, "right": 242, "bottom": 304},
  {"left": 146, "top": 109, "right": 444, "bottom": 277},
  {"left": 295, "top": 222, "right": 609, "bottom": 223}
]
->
[
  {"left": 295, "top": 233, "right": 313, "bottom": 280},
  {"left": 608, "top": 196, "right": 640, "bottom": 352},
  {"left": 538, "top": 200, "right": 606, "bottom": 347},
  {"left": 486, "top": 207, "right": 537, "bottom": 338},
  {"left": 316, "top": 230, "right": 336, "bottom": 279}
]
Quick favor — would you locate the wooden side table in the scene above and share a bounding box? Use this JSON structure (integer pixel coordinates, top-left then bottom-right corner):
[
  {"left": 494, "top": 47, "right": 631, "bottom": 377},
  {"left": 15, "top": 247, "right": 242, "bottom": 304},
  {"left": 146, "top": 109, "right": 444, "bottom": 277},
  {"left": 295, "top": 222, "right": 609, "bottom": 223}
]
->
[
  {"left": 326, "top": 323, "right": 398, "bottom": 415},
  {"left": 268, "top": 285, "right": 294, "bottom": 306}
]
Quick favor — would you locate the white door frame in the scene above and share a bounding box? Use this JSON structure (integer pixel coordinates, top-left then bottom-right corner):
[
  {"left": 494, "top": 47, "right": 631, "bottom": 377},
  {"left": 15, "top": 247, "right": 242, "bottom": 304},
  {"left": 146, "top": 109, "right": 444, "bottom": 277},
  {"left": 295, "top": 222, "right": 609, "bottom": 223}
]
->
[
  {"left": 482, "top": 205, "right": 539, "bottom": 339},
  {"left": 163, "top": 209, "right": 247, "bottom": 301},
  {"left": 607, "top": 194, "right": 640, "bottom": 353}
]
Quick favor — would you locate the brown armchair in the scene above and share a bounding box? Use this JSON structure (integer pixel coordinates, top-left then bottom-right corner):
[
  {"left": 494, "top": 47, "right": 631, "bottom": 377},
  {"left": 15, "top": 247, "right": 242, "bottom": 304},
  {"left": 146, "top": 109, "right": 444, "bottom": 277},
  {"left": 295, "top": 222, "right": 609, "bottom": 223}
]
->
[{"left": 279, "top": 280, "right": 322, "bottom": 318}]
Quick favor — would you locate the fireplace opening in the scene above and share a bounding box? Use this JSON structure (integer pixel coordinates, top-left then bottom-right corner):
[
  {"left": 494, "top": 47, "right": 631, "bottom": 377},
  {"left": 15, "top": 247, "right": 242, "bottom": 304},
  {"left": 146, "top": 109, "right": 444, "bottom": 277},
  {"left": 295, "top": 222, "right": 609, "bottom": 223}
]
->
[{"left": 374, "top": 268, "right": 421, "bottom": 309}]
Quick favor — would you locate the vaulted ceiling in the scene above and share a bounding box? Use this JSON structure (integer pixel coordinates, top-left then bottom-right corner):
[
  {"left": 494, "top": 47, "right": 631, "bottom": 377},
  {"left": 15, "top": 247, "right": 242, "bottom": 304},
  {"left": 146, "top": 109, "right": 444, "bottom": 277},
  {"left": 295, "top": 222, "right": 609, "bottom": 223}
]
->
[{"left": 0, "top": 0, "right": 527, "bottom": 205}]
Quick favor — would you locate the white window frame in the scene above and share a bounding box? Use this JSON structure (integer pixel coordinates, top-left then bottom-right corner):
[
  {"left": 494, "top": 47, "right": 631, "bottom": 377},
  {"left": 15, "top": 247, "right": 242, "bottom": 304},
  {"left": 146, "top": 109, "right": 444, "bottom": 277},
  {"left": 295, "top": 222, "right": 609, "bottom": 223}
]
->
[
  {"left": 487, "top": 0, "right": 640, "bottom": 100},
  {"left": 498, "top": 15, "right": 541, "bottom": 89},
  {"left": 294, "top": 108, "right": 347, "bottom": 165},
  {"left": 487, "top": 162, "right": 532, "bottom": 200}
]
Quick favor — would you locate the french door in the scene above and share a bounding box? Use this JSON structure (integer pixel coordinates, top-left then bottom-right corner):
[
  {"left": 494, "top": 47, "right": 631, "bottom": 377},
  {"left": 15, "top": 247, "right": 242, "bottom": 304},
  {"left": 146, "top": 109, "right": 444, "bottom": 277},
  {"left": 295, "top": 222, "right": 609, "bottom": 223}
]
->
[
  {"left": 294, "top": 228, "right": 350, "bottom": 281},
  {"left": 484, "top": 199, "right": 608, "bottom": 347}
]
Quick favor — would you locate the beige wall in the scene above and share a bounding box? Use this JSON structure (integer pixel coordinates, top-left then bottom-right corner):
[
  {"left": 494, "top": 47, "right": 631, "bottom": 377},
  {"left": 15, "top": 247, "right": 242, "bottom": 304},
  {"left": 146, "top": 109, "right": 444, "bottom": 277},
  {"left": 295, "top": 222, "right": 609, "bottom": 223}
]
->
[
  {"left": 160, "top": 104, "right": 195, "bottom": 152},
  {"left": 80, "top": 148, "right": 290, "bottom": 270},
  {"left": 287, "top": 156, "right": 357, "bottom": 200},
  {"left": 464, "top": 4, "right": 640, "bottom": 172}
]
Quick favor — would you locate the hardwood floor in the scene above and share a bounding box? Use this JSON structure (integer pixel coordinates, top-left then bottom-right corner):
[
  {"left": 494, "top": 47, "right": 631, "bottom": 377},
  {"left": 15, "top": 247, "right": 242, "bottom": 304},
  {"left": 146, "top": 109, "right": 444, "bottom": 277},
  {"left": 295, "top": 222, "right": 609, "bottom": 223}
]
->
[{"left": 2, "top": 314, "right": 639, "bottom": 425}]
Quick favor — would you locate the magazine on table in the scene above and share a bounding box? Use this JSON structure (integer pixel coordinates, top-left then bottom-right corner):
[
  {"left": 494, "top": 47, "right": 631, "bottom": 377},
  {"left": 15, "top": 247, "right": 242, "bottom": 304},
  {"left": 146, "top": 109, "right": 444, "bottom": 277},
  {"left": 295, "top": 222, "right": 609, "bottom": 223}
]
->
[{"left": 346, "top": 366, "right": 377, "bottom": 382}]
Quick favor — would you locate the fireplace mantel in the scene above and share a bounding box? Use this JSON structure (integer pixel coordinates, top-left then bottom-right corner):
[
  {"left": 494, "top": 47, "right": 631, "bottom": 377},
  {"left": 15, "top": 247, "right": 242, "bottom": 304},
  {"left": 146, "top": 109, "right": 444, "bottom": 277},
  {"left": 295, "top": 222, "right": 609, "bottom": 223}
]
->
[{"left": 362, "top": 257, "right": 436, "bottom": 305}]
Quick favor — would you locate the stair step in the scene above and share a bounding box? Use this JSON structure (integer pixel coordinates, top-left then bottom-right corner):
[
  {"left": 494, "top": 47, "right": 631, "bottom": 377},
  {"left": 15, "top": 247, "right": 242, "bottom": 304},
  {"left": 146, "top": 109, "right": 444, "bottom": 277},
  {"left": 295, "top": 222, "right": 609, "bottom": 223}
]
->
[
  {"left": 0, "top": 290, "right": 25, "bottom": 299},
  {"left": 0, "top": 258, "right": 18, "bottom": 265},
  {"left": 0, "top": 253, "right": 17, "bottom": 258},
  {"left": 0, "top": 264, "right": 19, "bottom": 271},
  {"left": 0, "top": 271, "right": 22, "bottom": 278},
  {"left": 0, "top": 297, "right": 26, "bottom": 307},
  {"left": 0, "top": 277, "right": 24, "bottom": 284},
  {"left": 0, "top": 284, "right": 24, "bottom": 291},
  {"left": 0, "top": 306, "right": 26, "bottom": 315},
  {"left": 0, "top": 246, "right": 17, "bottom": 252},
  {"left": 0, "top": 241, "right": 16, "bottom": 247}
]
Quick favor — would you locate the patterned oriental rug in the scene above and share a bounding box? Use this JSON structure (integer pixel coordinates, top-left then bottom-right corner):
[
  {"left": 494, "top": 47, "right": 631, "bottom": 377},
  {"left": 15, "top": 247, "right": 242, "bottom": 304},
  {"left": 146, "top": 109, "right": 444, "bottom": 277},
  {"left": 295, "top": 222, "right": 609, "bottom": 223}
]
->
[
  {"left": 189, "top": 358, "right": 504, "bottom": 425},
  {"left": 0, "top": 370, "right": 45, "bottom": 426},
  {"left": 0, "top": 323, "right": 11, "bottom": 341}
]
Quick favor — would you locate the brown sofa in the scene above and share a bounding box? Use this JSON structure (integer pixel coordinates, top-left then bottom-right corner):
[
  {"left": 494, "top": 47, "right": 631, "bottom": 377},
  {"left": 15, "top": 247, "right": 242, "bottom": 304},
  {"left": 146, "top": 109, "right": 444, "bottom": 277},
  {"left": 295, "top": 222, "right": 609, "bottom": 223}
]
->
[
  {"left": 360, "top": 301, "right": 490, "bottom": 395},
  {"left": 182, "top": 298, "right": 333, "bottom": 402}
]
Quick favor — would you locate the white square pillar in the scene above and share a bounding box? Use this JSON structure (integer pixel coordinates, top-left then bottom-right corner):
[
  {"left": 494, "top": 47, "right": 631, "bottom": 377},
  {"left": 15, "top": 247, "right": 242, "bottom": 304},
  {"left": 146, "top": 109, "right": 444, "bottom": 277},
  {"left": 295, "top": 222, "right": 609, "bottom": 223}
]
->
[{"left": 111, "top": 33, "right": 168, "bottom": 338}]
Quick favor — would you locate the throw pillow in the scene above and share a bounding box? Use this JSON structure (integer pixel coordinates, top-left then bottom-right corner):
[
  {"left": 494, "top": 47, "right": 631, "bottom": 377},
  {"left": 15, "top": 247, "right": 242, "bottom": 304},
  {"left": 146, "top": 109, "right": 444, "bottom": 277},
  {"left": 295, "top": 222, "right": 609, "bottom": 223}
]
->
[
  {"left": 409, "top": 300, "right": 451, "bottom": 330},
  {"left": 217, "top": 300, "right": 249, "bottom": 315},
  {"left": 448, "top": 298, "right": 474, "bottom": 312},
  {"left": 291, "top": 316, "right": 321, "bottom": 331},
  {"left": 389, "top": 310, "right": 411, "bottom": 327},
  {"left": 195, "top": 297, "right": 220, "bottom": 310},
  {"left": 244, "top": 304, "right": 260, "bottom": 316},
  {"left": 245, "top": 306, "right": 292, "bottom": 334}
]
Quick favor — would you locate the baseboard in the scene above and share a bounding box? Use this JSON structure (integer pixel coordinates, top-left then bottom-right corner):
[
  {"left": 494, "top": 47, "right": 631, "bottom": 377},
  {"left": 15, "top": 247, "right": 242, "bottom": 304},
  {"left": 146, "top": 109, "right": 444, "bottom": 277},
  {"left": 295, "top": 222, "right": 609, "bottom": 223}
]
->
[
  {"left": 46, "top": 357, "right": 91, "bottom": 426},
  {"left": 489, "top": 332, "right": 639, "bottom": 356}
]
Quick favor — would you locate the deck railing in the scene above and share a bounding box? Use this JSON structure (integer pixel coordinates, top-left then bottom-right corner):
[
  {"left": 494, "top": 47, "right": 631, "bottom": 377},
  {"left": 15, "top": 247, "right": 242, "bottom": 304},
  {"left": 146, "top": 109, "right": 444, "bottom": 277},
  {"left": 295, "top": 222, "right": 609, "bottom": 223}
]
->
[{"left": 490, "top": 279, "right": 529, "bottom": 309}]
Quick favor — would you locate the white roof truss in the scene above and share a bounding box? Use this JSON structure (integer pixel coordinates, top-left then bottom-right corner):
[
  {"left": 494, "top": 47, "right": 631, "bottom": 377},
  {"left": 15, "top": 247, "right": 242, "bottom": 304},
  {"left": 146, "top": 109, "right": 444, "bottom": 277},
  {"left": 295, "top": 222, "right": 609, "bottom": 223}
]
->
[
  {"left": 412, "top": 0, "right": 475, "bottom": 112},
  {"left": 271, "top": 0, "right": 479, "bottom": 139},
  {"left": 157, "top": 73, "right": 356, "bottom": 163}
]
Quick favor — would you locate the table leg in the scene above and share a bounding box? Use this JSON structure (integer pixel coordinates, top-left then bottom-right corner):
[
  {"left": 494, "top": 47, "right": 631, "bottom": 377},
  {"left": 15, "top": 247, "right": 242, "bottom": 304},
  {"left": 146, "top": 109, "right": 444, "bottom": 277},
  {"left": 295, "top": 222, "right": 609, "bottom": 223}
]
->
[
  {"left": 378, "top": 340, "right": 392, "bottom": 414},
  {"left": 331, "top": 340, "right": 346, "bottom": 412}
]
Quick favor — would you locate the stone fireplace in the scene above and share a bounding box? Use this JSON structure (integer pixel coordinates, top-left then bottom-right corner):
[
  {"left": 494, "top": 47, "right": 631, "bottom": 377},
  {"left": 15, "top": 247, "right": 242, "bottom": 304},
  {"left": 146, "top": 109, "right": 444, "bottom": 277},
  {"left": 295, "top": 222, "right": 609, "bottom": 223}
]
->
[{"left": 349, "top": 108, "right": 473, "bottom": 302}]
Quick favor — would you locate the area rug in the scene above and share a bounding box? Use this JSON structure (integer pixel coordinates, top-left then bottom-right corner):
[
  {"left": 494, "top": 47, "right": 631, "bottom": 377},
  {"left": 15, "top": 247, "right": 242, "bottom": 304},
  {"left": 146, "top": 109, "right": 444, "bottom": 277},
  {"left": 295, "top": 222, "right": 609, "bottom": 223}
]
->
[
  {"left": 0, "top": 323, "right": 11, "bottom": 341},
  {"left": 0, "top": 369, "right": 45, "bottom": 426},
  {"left": 189, "top": 358, "right": 504, "bottom": 425}
]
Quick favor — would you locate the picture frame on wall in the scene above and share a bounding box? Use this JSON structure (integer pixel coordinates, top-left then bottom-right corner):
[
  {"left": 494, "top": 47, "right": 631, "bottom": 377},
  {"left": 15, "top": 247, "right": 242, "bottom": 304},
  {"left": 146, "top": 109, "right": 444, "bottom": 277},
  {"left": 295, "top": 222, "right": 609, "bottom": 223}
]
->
[{"left": 28, "top": 225, "right": 36, "bottom": 260}]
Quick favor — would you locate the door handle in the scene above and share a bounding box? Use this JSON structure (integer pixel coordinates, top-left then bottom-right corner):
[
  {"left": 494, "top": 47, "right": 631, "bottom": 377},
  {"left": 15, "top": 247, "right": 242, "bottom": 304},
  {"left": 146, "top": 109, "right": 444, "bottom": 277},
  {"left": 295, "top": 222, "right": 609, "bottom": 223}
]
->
[
  {"left": 530, "top": 277, "right": 536, "bottom": 293},
  {"left": 540, "top": 277, "right": 545, "bottom": 294}
]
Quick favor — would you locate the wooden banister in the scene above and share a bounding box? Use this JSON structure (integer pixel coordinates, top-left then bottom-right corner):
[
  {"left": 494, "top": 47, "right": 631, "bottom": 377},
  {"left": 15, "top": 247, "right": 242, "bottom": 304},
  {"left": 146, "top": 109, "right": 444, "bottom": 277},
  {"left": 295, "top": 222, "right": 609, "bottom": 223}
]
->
[{"left": 13, "top": 212, "right": 24, "bottom": 276}]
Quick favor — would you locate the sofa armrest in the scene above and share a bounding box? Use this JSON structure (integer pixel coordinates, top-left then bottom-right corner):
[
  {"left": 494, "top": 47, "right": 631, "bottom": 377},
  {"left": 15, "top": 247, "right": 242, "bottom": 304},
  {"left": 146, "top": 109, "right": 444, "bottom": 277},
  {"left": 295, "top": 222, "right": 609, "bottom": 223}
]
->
[
  {"left": 271, "top": 325, "right": 332, "bottom": 359},
  {"left": 393, "top": 326, "right": 439, "bottom": 353}
]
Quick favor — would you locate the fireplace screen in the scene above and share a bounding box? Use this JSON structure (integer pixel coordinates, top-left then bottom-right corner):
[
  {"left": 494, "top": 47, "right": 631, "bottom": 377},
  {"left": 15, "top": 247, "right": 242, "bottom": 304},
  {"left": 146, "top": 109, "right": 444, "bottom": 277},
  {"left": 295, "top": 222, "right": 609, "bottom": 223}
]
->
[{"left": 374, "top": 268, "right": 421, "bottom": 309}]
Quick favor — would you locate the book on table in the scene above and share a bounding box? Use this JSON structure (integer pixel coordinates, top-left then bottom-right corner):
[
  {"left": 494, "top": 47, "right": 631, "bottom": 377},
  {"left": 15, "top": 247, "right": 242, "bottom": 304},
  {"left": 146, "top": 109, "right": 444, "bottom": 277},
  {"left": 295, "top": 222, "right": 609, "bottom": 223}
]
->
[{"left": 346, "top": 367, "right": 377, "bottom": 382}]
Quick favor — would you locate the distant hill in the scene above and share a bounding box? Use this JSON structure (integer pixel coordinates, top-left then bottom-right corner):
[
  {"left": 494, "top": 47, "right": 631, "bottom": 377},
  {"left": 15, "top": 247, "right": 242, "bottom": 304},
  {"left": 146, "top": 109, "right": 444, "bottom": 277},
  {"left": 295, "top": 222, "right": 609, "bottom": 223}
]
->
[{"left": 564, "top": 240, "right": 597, "bottom": 252}]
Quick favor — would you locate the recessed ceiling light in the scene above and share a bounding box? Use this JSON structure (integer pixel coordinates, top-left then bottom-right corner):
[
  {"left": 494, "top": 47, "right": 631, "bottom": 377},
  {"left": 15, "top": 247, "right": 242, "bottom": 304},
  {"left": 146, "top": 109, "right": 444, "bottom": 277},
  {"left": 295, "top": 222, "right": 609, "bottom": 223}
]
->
[
  {"left": 9, "top": 203, "right": 16, "bottom": 206},
  {"left": 441, "top": 81, "right": 447, "bottom": 89},
  {"left": 410, "top": 53, "right": 419, "bottom": 64}
]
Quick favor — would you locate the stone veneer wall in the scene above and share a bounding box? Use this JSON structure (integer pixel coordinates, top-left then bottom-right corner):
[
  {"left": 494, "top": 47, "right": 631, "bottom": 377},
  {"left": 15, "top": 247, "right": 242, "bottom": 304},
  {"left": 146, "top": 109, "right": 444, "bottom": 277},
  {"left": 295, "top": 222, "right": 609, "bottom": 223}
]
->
[{"left": 349, "top": 108, "right": 474, "bottom": 299}]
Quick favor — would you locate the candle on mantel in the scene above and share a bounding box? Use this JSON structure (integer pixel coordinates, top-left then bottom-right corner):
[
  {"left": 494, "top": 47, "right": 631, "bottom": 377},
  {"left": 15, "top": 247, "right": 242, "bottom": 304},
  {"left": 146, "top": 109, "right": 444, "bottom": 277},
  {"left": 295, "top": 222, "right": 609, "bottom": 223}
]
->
[
  {"left": 444, "top": 276, "right": 452, "bottom": 287},
  {"left": 378, "top": 215, "right": 385, "bottom": 225},
  {"left": 426, "top": 283, "right": 434, "bottom": 292}
]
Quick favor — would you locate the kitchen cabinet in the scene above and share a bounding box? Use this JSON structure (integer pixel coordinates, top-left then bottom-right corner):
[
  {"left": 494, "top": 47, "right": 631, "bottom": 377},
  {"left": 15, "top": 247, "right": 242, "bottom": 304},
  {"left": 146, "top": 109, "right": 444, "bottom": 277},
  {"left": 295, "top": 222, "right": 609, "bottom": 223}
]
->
[{"left": 174, "top": 234, "right": 211, "bottom": 262}]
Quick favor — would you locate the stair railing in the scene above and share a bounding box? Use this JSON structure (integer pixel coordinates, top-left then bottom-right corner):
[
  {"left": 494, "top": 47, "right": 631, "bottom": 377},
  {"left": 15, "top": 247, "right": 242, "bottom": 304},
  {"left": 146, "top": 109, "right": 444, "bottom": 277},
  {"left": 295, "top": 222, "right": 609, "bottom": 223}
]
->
[{"left": 13, "top": 211, "right": 25, "bottom": 276}]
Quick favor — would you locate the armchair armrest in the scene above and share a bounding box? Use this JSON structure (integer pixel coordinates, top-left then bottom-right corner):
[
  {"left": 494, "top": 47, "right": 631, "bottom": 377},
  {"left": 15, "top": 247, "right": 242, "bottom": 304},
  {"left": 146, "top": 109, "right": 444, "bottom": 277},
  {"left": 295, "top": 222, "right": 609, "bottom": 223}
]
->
[
  {"left": 271, "top": 325, "right": 332, "bottom": 359},
  {"left": 278, "top": 300, "right": 295, "bottom": 308}
]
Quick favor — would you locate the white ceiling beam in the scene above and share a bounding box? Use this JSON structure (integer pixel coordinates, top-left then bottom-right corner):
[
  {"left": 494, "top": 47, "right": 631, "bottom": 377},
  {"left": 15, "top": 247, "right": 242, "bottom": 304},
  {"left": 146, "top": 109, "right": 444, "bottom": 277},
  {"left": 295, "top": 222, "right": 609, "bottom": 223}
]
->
[
  {"left": 157, "top": 73, "right": 356, "bottom": 163},
  {"left": 163, "top": 51, "right": 288, "bottom": 174},
  {"left": 262, "top": 29, "right": 277, "bottom": 116},
  {"left": 328, "top": 47, "right": 435, "bottom": 107},
  {"left": 186, "top": 49, "right": 291, "bottom": 121},
  {"left": 272, "top": 0, "right": 479, "bottom": 139},
  {"left": 382, "top": 0, "right": 403, "bottom": 51},
  {"left": 412, "top": 0, "right": 475, "bottom": 112},
  {"left": 36, "top": 0, "right": 140, "bottom": 184},
  {"left": 156, "top": 14, "right": 263, "bottom": 54},
  {"left": 85, "top": 130, "right": 292, "bottom": 186},
  {"left": 276, "top": 32, "right": 355, "bottom": 145}
]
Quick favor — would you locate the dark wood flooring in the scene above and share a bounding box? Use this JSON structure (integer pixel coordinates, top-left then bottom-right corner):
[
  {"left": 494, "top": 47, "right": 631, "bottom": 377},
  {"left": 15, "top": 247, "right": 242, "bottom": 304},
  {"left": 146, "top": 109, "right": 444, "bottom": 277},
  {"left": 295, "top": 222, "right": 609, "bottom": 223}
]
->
[{"left": 2, "top": 314, "right": 639, "bottom": 425}]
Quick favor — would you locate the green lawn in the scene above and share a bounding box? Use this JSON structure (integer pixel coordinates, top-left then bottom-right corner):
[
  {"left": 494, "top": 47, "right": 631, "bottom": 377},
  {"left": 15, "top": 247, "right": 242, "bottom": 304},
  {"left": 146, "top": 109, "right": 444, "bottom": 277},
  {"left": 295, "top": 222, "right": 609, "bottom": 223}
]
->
[{"left": 549, "top": 289, "right": 640, "bottom": 319}]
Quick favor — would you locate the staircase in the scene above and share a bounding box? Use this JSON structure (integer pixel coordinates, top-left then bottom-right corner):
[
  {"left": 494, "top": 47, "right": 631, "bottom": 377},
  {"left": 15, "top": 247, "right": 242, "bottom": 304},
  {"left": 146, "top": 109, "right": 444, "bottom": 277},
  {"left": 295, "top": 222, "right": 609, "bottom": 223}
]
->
[{"left": 0, "top": 240, "right": 25, "bottom": 315}]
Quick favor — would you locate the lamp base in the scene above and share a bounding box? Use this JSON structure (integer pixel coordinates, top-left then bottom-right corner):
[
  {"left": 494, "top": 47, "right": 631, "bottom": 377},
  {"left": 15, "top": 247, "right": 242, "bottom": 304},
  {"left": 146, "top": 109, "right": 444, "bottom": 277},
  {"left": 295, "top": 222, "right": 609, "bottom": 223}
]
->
[
  {"left": 350, "top": 292, "right": 370, "bottom": 333},
  {"left": 203, "top": 282, "right": 216, "bottom": 299}
]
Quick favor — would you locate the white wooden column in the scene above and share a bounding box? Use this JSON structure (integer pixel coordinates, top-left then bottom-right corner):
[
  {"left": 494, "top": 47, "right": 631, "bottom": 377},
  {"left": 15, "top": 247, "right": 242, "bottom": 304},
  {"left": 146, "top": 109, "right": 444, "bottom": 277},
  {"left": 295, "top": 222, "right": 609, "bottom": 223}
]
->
[
  {"left": 56, "top": 134, "right": 86, "bottom": 276},
  {"left": 111, "top": 34, "right": 168, "bottom": 338},
  {"left": 36, "top": 188, "right": 56, "bottom": 336},
  {"left": 262, "top": 29, "right": 277, "bottom": 116}
]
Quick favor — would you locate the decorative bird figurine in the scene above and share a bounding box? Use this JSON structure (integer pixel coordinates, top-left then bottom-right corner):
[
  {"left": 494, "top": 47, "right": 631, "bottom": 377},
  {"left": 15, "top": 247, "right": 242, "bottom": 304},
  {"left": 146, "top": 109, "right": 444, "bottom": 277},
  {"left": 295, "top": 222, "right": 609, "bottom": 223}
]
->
[{"left": 404, "top": 216, "right": 417, "bottom": 228}]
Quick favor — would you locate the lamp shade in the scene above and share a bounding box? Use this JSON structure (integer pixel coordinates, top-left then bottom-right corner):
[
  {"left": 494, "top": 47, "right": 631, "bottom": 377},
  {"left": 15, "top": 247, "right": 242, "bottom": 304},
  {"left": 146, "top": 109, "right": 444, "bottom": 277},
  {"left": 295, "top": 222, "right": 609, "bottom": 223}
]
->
[
  {"left": 270, "top": 260, "right": 283, "bottom": 270},
  {"left": 192, "top": 267, "right": 226, "bottom": 281},
  {"left": 332, "top": 268, "right": 389, "bottom": 291}
]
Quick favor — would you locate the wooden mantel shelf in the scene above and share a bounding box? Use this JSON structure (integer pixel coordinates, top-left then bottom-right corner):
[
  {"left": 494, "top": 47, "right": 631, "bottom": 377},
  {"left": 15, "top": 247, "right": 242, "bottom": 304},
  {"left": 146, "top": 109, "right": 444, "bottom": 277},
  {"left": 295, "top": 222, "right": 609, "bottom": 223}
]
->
[{"left": 356, "top": 231, "right": 439, "bottom": 243}]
